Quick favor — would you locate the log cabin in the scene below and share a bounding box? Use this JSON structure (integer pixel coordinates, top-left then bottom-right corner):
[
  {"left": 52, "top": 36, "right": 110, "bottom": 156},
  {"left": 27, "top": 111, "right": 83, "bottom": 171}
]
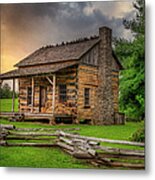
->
[{"left": 0, "top": 26, "right": 124, "bottom": 125}]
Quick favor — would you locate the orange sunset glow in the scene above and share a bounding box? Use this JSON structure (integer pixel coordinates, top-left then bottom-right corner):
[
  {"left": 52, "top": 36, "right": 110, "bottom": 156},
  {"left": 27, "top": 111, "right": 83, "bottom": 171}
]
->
[{"left": 0, "top": 1, "right": 134, "bottom": 74}]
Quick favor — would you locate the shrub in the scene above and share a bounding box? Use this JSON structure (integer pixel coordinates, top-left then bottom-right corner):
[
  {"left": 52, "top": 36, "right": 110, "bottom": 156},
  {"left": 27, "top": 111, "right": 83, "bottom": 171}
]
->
[{"left": 129, "top": 123, "right": 145, "bottom": 142}]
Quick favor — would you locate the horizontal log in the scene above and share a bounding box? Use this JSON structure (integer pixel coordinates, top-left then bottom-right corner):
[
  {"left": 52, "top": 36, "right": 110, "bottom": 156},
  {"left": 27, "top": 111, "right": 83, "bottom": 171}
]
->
[
  {"left": 88, "top": 141, "right": 100, "bottom": 146},
  {"left": 0, "top": 124, "right": 15, "bottom": 130},
  {"left": 74, "top": 144, "right": 90, "bottom": 152},
  {"left": 7, "top": 136, "right": 56, "bottom": 141},
  {"left": 57, "top": 75, "right": 77, "bottom": 79},
  {"left": 62, "top": 149, "right": 74, "bottom": 156},
  {"left": 6, "top": 142, "right": 56, "bottom": 147},
  {"left": 89, "top": 160, "right": 100, "bottom": 167},
  {"left": 93, "top": 145, "right": 144, "bottom": 156},
  {"left": 14, "top": 128, "right": 53, "bottom": 132},
  {"left": 24, "top": 113, "right": 53, "bottom": 117},
  {"left": 89, "top": 158, "right": 113, "bottom": 168},
  {"left": 0, "top": 140, "right": 7, "bottom": 146},
  {"left": 98, "top": 157, "right": 112, "bottom": 164},
  {"left": 0, "top": 134, "right": 8, "bottom": 140},
  {"left": 72, "top": 138, "right": 88, "bottom": 143},
  {"left": 73, "top": 152, "right": 93, "bottom": 159},
  {"left": 97, "top": 153, "right": 144, "bottom": 160},
  {"left": 73, "top": 151, "right": 142, "bottom": 163},
  {"left": 9, "top": 131, "right": 57, "bottom": 137},
  {"left": 58, "top": 131, "right": 145, "bottom": 147},
  {"left": 56, "top": 141, "right": 74, "bottom": 152},
  {"left": 52, "top": 127, "right": 80, "bottom": 131},
  {"left": 87, "top": 158, "right": 144, "bottom": 169},
  {"left": 99, "top": 158, "right": 144, "bottom": 169},
  {"left": 0, "top": 128, "right": 9, "bottom": 134},
  {"left": 15, "top": 127, "right": 80, "bottom": 132},
  {"left": 59, "top": 137, "right": 73, "bottom": 145}
]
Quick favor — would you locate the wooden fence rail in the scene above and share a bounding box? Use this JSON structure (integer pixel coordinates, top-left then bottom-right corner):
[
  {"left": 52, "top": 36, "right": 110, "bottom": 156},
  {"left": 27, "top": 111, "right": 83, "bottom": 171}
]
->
[
  {"left": 55, "top": 131, "right": 144, "bottom": 169},
  {"left": 0, "top": 124, "right": 145, "bottom": 169},
  {"left": 57, "top": 131, "right": 145, "bottom": 147}
]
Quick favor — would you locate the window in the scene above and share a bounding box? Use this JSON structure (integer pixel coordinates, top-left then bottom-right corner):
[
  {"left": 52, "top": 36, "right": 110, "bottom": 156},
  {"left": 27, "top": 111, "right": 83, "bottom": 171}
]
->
[
  {"left": 27, "top": 87, "right": 32, "bottom": 105},
  {"left": 59, "top": 84, "right": 67, "bottom": 103},
  {"left": 84, "top": 88, "right": 90, "bottom": 107}
]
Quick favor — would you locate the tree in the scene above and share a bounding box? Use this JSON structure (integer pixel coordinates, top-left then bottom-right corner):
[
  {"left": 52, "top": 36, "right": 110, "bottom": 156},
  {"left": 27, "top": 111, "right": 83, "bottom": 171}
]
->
[
  {"left": 123, "top": 0, "right": 145, "bottom": 36},
  {"left": 114, "top": 0, "right": 145, "bottom": 120},
  {"left": 0, "top": 83, "right": 17, "bottom": 99}
]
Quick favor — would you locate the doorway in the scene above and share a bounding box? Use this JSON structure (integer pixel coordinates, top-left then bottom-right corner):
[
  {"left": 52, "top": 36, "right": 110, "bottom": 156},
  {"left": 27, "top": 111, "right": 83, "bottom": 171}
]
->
[{"left": 39, "top": 86, "right": 47, "bottom": 112}]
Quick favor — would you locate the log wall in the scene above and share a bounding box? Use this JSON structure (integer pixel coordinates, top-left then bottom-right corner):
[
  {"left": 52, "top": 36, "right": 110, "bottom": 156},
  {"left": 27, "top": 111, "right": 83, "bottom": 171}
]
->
[
  {"left": 76, "top": 64, "right": 98, "bottom": 123},
  {"left": 54, "top": 65, "right": 78, "bottom": 117},
  {"left": 18, "top": 65, "right": 78, "bottom": 117}
]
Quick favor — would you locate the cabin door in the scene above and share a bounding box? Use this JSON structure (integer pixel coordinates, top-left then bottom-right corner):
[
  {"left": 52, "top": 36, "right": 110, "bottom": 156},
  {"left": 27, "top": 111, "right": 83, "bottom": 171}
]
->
[{"left": 39, "top": 86, "right": 47, "bottom": 112}]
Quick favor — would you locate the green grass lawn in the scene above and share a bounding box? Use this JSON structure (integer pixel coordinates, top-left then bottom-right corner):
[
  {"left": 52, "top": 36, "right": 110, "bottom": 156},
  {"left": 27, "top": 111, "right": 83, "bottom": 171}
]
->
[
  {"left": 0, "top": 118, "right": 144, "bottom": 168},
  {"left": 0, "top": 99, "right": 144, "bottom": 169},
  {"left": 0, "top": 146, "right": 92, "bottom": 169},
  {"left": 0, "top": 98, "right": 18, "bottom": 112}
]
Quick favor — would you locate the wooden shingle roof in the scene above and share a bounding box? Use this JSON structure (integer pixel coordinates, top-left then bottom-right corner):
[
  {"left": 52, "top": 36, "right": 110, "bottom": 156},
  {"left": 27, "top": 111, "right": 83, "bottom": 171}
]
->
[
  {"left": 0, "top": 61, "right": 78, "bottom": 80},
  {"left": 15, "top": 38, "right": 100, "bottom": 67},
  {"left": 0, "top": 36, "right": 123, "bottom": 80}
]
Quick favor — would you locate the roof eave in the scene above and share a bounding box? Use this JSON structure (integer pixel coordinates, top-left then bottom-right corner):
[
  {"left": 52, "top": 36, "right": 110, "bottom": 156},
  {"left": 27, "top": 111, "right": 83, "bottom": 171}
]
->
[
  {"left": 0, "top": 61, "right": 79, "bottom": 80},
  {"left": 15, "top": 59, "right": 80, "bottom": 68}
]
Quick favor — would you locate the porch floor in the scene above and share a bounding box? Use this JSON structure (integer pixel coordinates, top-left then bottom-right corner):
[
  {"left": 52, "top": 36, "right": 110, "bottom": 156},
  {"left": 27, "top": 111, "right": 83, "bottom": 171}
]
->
[
  {"left": 0, "top": 112, "right": 54, "bottom": 120},
  {"left": 0, "top": 112, "right": 76, "bottom": 124}
]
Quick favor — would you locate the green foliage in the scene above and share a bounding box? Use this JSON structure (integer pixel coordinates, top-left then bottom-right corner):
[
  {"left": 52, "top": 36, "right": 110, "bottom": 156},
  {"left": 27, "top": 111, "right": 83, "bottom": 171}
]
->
[
  {"left": 0, "top": 83, "right": 18, "bottom": 99},
  {"left": 123, "top": 0, "right": 145, "bottom": 36},
  {"left": 129, "top": 122, "right": 145, "bottom": 142},
  {"left": 114, "top": 0, "right": 145, "bottom": 120},
  {"left": 0, "top": 83, "right": 12, "bottom": 98}
]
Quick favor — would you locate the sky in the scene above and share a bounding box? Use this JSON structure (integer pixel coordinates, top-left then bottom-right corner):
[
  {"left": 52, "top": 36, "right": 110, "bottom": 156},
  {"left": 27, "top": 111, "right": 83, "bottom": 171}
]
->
[{"left": 0, "top": 0, "right": 135, "bottom": 74}]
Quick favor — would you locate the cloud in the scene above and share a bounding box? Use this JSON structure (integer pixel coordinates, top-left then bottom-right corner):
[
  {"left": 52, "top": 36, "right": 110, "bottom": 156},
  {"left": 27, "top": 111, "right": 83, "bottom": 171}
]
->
[
  {"left": 0, "top": 1, "right": 135, "bottom": 73},
  {"left": 83, "top": 1, "right": 134, "bottom": 18}
]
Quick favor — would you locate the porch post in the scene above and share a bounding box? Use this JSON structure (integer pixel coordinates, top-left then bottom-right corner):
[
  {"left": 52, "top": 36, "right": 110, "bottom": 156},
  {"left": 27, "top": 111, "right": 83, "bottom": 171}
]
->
[
  {"left": 12, "top": 78, "right": 15, "bottom": 112},
  {"left": 0, "top": 80, "right": 3, "bottom": 87},
  {"left": 31, "top": 77, "right": 34, "bottom": 113},
  {"left": 52, "top": 74, "right": 56, "bottom": 115}
]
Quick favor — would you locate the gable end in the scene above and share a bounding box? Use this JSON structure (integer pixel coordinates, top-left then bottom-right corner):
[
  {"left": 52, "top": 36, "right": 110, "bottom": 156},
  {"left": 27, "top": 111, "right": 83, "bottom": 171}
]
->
[{"left": 112, "top": 51, "right": 124, "bottom": 70}]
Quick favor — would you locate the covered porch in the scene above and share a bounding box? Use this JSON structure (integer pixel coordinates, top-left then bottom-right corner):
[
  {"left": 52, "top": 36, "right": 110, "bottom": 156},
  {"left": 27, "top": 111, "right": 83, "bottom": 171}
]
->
[
  {"left": 0, "top": 61, "right": 78, "bottom": 124},
  {"left": 0, "top": 74, "right": 56, "bottom": 124},
  {"left": 0, "top": 111, "right": 55, "bottom": 124}
]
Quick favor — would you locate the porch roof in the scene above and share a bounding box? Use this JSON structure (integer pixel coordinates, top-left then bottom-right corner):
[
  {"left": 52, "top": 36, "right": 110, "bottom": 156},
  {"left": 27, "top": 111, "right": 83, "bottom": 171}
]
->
[{"left": 0, "top": 61, "right": 78, "bottom": 80}]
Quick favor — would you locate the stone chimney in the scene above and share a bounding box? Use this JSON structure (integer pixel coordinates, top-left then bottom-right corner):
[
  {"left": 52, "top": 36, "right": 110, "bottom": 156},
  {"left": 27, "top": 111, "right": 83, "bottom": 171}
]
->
[{"left": 93, "top": 26, "right": 114, "bottom": 125}]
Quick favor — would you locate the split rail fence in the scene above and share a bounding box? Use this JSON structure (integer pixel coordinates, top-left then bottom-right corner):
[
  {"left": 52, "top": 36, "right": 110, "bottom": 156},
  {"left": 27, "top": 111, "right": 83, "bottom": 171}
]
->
[{"left": 0, "top": 124, "right": 145, "bottom": 169}]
